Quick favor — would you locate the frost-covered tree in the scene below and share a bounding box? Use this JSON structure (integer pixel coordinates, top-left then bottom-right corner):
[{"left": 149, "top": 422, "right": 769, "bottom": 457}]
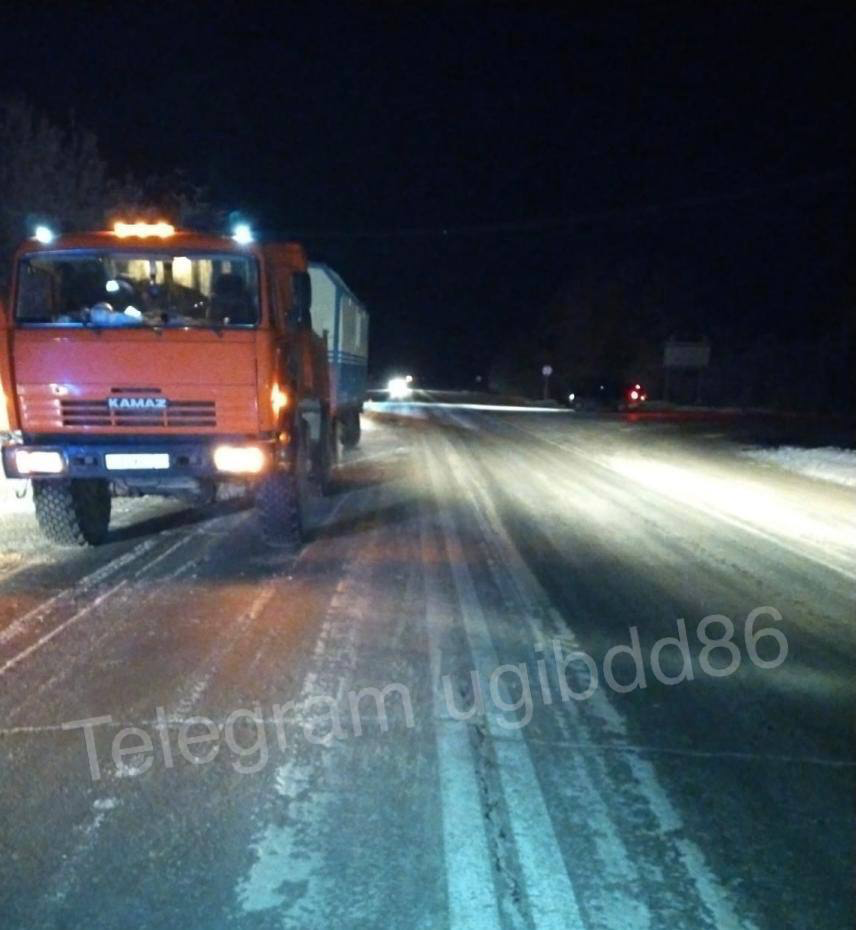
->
[
  {"left": 0, "top": 100, "right": 116, "bottom": 280},
  {"left": 0, "top": 99, "right": 212, "bottom": 285}
]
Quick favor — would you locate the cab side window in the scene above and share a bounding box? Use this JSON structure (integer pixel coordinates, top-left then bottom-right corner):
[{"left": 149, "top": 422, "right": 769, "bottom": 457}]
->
[{"left": 17, "top": 264, "right": 57, "bottom": 321}]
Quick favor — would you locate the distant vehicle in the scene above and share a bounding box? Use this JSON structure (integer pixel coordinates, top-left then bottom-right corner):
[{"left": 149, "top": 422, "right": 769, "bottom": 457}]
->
[
  {"left": 308, "top": 263, "right": 369, "bottom": 449},
  {"left": 567, "top": 379, "right": 648, "bottom": 411},
  {"left": 0, "top": 220, "right": 364, "bottom": 548},
  {"left": 623, "top": 383, "right": 648, "bottom": 409},
  {"left": 387, "top": 376, "right": 413, "bottom": 400}
]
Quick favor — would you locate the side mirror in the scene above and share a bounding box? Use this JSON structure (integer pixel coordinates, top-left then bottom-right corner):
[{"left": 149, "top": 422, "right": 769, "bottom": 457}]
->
[{"left": 290, "top": 271, "right": 312, "bottom": 329}]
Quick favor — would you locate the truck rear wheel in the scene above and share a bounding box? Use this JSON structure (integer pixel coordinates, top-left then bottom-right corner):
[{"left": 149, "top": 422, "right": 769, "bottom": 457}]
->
[
  {"left": 32, "top": 479, "right": 111, "bottom": 546},
  {"left": 256, "top": 426, "right": 310, "bottom": 548},
  {"left": 340, "top": 410, "right": 361, "bottom": 449},
  {"left": 312, "top": 414, "right": 337, "bottom": 496}
]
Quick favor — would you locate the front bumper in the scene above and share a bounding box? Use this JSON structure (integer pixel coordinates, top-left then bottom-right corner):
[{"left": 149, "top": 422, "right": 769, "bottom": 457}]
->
[{"left": 1, "top": 436, "right": 279, "bottom": 480}]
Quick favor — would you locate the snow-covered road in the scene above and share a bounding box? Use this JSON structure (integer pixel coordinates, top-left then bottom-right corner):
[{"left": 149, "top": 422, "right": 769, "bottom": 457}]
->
[{"left": 0, "top": 408, "right": 853, "bottom": 929}]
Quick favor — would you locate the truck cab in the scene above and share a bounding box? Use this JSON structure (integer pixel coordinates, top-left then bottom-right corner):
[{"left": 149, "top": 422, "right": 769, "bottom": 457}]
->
[{"left": 0, "top": 221, "right": 332, "bottom": 546}]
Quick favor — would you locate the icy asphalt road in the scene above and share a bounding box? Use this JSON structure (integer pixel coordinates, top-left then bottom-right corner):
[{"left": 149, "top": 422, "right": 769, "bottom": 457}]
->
[{"left": 0, "top": 406, "right": 853, "bottom": 930}]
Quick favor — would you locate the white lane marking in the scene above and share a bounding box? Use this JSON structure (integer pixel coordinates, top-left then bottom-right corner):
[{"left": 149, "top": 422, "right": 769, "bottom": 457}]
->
[
  {"left": 0, "top": 525, "right": 213, "bottom": 681},
  {"left": 376, "top": 400, "right": 571, "bottom": 414},
  {"left": 0, "top": 723, "right": 71, "bottom": 735},
  {"left": 237, "top": 494, "right": 375, "bottom": 916},
  {"left": 343, "top": 447, "right": 406, "bottom": 466},
  {"left": 5, "top": 485, "right": 342, "bottom": 701},
  {"left": 513, "top": 739, "right": 856, "bottom": 768},
  {"left": 527, "top": 696, "right": 650, "bottom": 928},
  {"left": 36, "top": 572, "right": 278, "bottom": 905},
  {"left": 0, "top": 535, "right": 162, "bottom": 646},
  {"left": 45, "top": 796, "right": 122, "bottom": 906},
  {"left": 581, "top": 678, "right": 754, "bottom": 930},
  {"left": 239, "top": 574, "right": 369, "bottom": 911},
  {"left": 0, "top": 512, "right": 240, "bottom": 651},
  {"left": 0, "top": 580, "right": 128, "bottom": 678},
  {"left": 3, "top": 722, "right": 852, "bottom": 772},
  {"left": 18, "top": 510, "right": 290, "bottom": 913},
  {"left": 237, "top": 585, "right": 367, "bottom": 915},
  {"left": 168, "top": 585, "right": 276, "bottom": 722},
  {"left": 450, "top": 439, "right": 759, "bottom": 930},
  {"left": 130, "top": 527, "right": 205, "bottom": 578},
  {"left": 425, "top": 443, "right": 585, "bottom": 930},
  {"left": 8, "top": 546, "right": 209, "bottom": 717},
  {"left": 422, "top": 512, "right": 503, "bottom": 929}
]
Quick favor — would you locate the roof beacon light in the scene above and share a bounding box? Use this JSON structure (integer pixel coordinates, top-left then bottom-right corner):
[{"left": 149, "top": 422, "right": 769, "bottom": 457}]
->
[
  {"left": 232, "top": 223, "right": 253, "bottom": 245},
  {"left": 34, "top": 225, "right": 55, "bottom": 244},
  {"left": 113, "top": 221, "right": 175, "bottom": 239}
]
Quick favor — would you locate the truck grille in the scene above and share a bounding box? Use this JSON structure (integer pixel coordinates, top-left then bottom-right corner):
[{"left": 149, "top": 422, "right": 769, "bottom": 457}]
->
[{"left": 60, "top": 399, "right": 217, "bottom": 429}]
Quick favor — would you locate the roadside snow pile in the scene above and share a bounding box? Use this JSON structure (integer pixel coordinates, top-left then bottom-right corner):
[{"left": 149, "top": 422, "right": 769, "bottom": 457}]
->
[{"left": 743, "top": 446, "right": 856, "bottom": 489}]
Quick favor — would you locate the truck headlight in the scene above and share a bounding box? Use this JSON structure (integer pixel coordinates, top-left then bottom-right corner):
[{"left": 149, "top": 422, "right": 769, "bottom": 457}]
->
[
  {"left": 213, "top": 445, "right": 267, "bottom": 475},
  {"left": 15, "top": 449, "right": 65, "bottom": 475},
  {"left": 0, "top": 386, "right": 10, "bottom": 433}
]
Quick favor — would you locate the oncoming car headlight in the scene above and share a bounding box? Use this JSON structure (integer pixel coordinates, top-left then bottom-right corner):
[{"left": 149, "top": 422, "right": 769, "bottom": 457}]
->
[{"left": 387, "top": 377, "right": 412, "bottom": 400}]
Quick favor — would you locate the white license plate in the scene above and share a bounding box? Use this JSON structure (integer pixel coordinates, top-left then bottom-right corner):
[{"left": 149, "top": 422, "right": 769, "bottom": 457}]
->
[{"left": 104, "top": 453, "right": 170, "bottom": 471}]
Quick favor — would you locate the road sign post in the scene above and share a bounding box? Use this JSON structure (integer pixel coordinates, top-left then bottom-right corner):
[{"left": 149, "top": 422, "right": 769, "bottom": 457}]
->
[{"left": 541, "top": 364, "right": 553, "bottom": 401}]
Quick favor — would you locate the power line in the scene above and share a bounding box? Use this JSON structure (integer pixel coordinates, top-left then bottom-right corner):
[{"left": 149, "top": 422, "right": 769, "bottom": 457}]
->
[{"left": 275, "top": 172, "right": 847, "bottom": 240}]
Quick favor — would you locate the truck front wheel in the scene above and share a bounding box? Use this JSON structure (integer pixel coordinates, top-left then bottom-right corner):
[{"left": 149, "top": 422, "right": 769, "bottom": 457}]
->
[
  {"left": 256, "top": 426, "right": 310, "bottom": 548},
  {"left": 32, "top": 479, "right": 111, "bottom": 546}
]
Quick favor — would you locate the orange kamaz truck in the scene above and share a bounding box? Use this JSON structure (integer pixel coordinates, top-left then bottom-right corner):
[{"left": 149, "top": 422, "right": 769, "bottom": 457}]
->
[{"left": 0, "top": 220, "right": 341, "bottom": 547}]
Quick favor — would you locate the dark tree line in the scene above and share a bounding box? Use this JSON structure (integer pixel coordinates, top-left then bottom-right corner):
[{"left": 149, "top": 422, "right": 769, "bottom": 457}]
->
[
  {"left": 0, "top": 99, "right": 210, "bottom": 285},
  {"left": 489, "top": 187, "right": 852, "bottom": 415}
]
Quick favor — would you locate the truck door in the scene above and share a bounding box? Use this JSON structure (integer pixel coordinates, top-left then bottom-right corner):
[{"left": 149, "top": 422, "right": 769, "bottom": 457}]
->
[
  {"left": 0, "top": 298, "right": 19, "bottom": 434},
  {"left": 271, "top": 266, "right": 316, "bottom": 396}
]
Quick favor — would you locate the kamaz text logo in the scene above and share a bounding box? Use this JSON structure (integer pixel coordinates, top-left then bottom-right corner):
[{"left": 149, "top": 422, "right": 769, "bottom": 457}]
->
[{"left": 107, "top": 396, "right": 168, "bottom": 411}]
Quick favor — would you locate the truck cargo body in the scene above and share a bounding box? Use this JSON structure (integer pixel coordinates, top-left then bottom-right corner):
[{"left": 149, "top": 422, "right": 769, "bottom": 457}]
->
[{"left": 308, "top": 263, "right": 368, "bottom": 447}]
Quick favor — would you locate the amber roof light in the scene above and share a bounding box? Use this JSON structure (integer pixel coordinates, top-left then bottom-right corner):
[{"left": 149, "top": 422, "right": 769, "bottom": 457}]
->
[{"left": 113, "top": 221, "right": 175, "bottom": 238}]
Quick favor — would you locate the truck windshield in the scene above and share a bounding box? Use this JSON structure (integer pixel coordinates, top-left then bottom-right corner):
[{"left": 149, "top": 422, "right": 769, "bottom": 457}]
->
[{"left": 15, "top": 251, "right": 260, "bottom": 328}]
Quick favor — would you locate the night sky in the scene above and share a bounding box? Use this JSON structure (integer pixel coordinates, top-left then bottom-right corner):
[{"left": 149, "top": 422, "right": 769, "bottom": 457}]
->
[{"left": 1, "top": 3, "right": 850, "bottom": 385}]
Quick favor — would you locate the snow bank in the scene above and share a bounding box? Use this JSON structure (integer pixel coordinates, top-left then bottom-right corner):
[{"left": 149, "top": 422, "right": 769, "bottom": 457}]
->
[
  {"left": 743, "top": 446, "right": 856, "bottom": 489},
  {"left": 0, "top": 476, "right": 32, "bottom": 513}
]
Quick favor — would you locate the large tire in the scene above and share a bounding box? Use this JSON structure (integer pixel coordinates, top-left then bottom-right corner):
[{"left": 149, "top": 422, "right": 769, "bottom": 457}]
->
[
  {"left": 312, "top": 414, "right": 336, "bottom": 496},
  {"left": 32, "top": 479, "right": 111, "bottom": 546},
  {"left": 256, "top": 425, "right": 310, "bottom": 548},
  {"left": 339, "top": 409, "right": 361, "bottom": 449}
]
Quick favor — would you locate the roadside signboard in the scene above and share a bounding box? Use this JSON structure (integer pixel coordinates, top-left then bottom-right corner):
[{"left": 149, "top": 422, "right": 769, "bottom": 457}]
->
[{"left": 664, "top": 341, "right": 710, "bottom": 369}]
